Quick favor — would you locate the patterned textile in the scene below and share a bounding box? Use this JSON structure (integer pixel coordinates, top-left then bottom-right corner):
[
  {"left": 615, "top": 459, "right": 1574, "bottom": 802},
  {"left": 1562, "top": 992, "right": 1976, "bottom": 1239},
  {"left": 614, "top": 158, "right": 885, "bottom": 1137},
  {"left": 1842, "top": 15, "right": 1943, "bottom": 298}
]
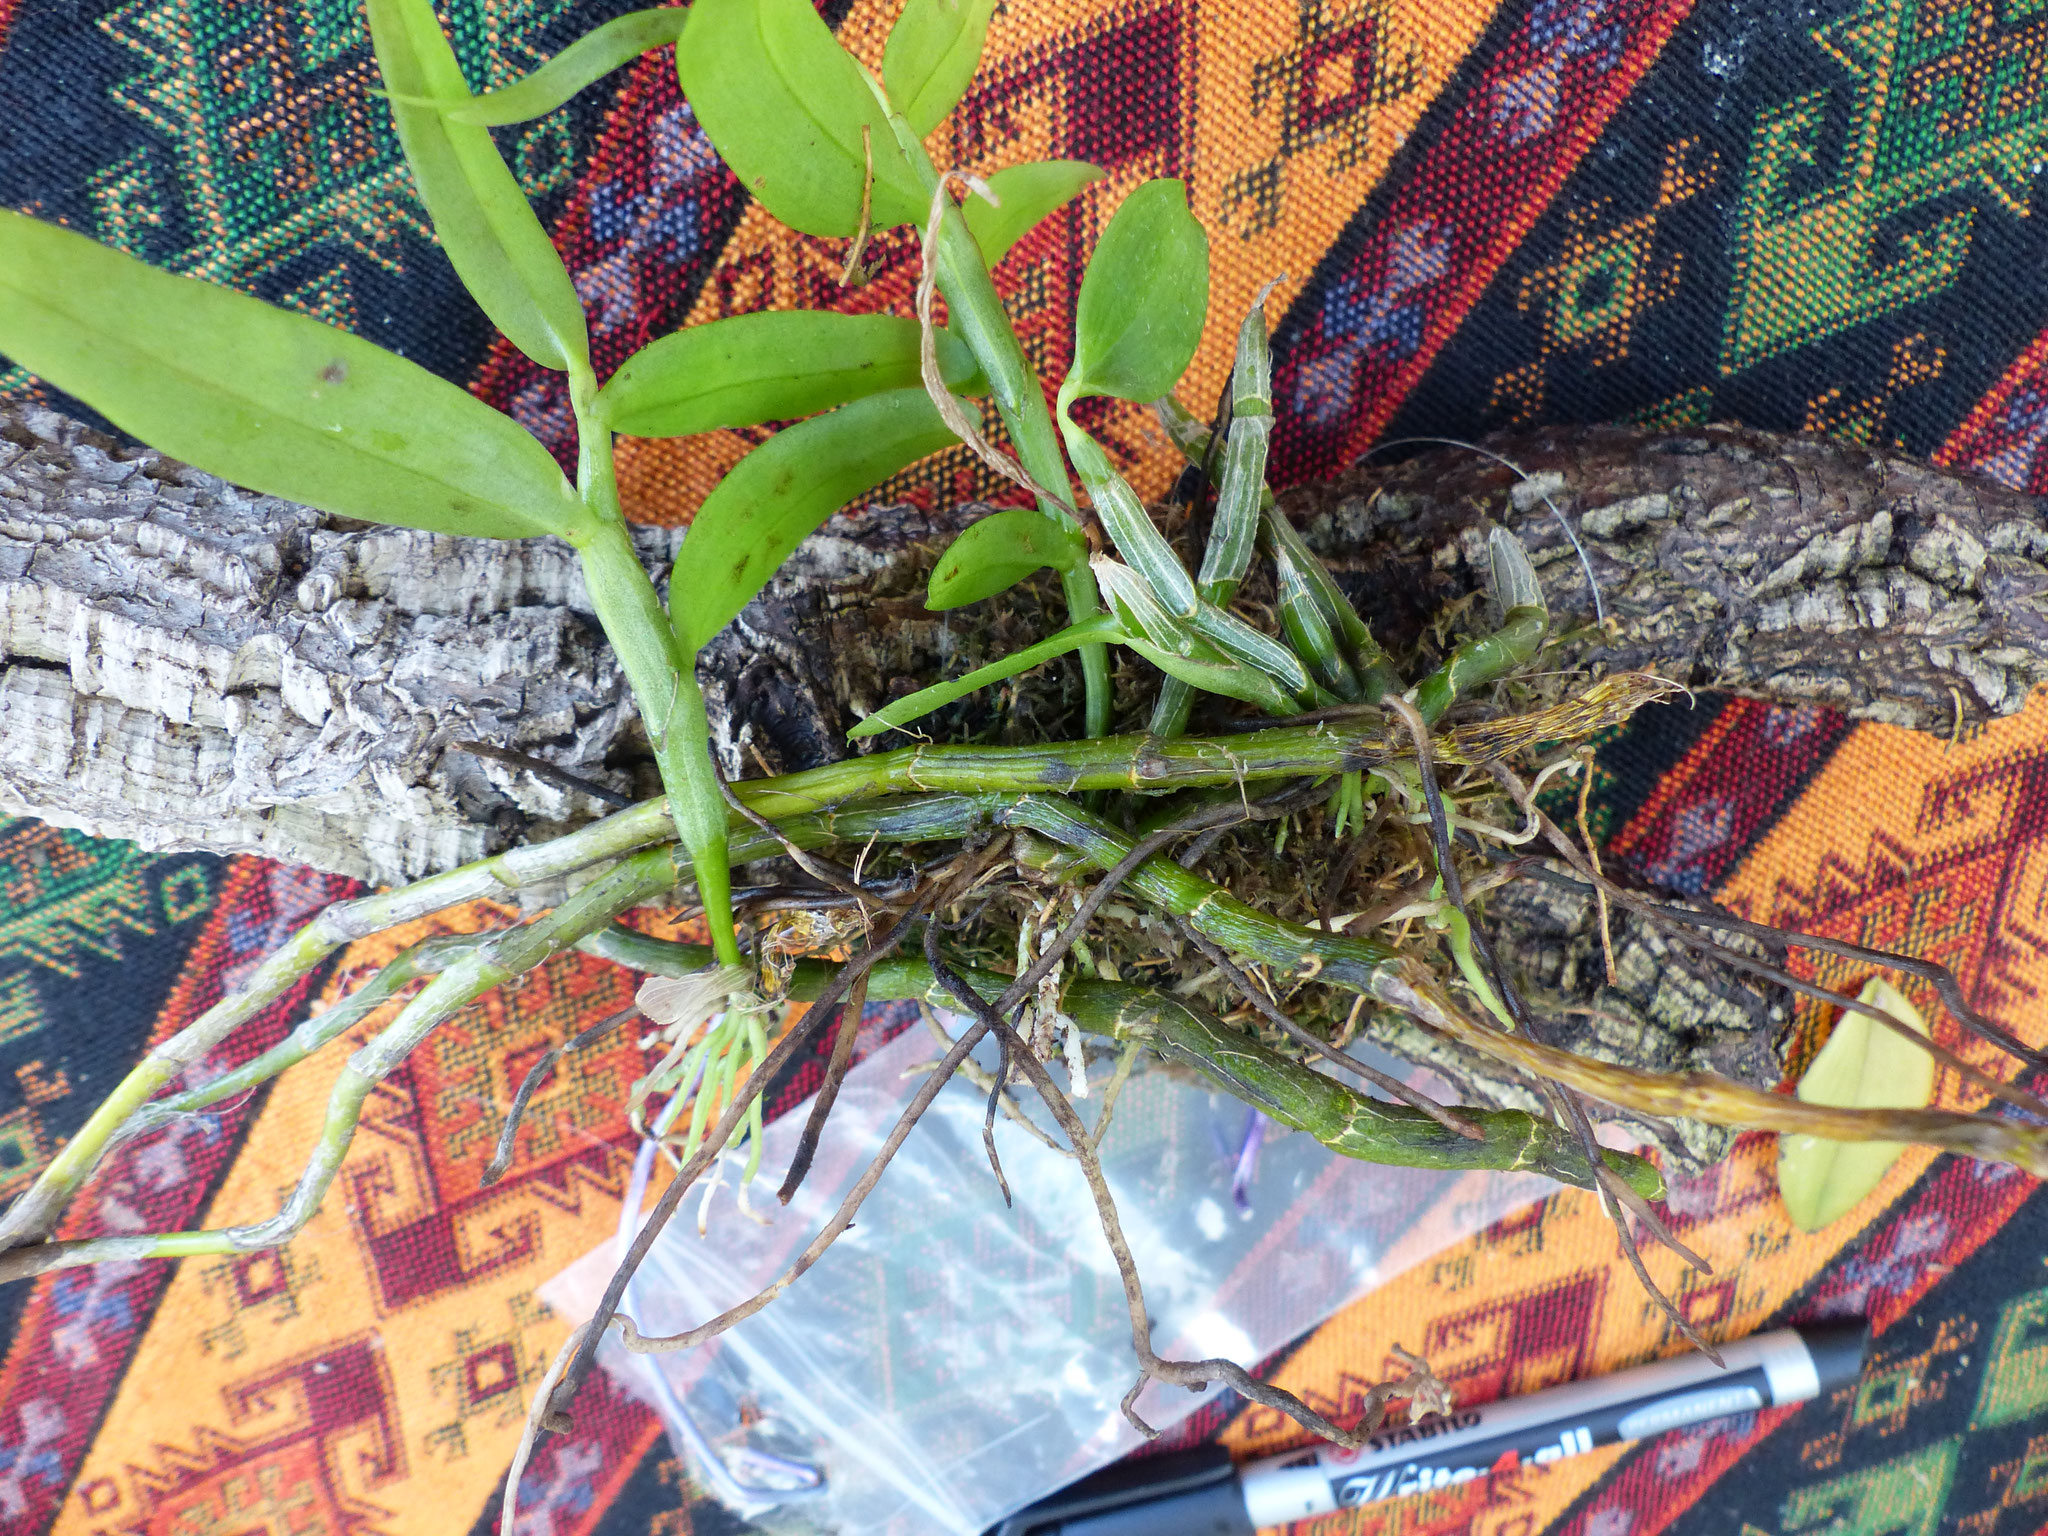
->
[{"left": 6, "top": 2, "right": 2048, "bottom": 1535}]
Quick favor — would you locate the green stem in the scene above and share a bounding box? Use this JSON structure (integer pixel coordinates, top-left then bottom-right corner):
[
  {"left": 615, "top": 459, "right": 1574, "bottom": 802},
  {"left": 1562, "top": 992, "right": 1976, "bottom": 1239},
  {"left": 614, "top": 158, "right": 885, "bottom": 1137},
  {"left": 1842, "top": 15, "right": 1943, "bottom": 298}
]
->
[
  {"left": 737, "top": 674, "right": 1667, "bottom": 823},
  {"left": 1413, "top": 605, "right": 1548, "bottom": 726},
  {"left": 848, "top": 613, "right": 1124, "bottom": 742},
  {"left": 1149, "top": 679, "right": 1198, "bottom": 740},
  {"left": 997, "top": 793, "right": 1401, "bottom": 980},
  {"left": 573, "top": 927, "right": 1660, "bottom": 1197},
  {"left": 0, "top": 678, "right": 1649, "bottom": 1253},
  {"left": 570, "top": 368, "right": 742, "bottom": 967},
  {"left": 118, "top": 932, "right": 491, "bottom": 1137},
  {"left": 0, "top": 848, "right": 680, "bottom": 1283},
  {"left": 1071, "top": 982, "right": 1658, "bottom": 1194},
  {"left": 906, "top": 131, "right": 1109, "bottom": 738},
  {"left": 0, "top": 787, "right": 689, "bottom": 1252},
  {"left": 0, "top": 909, "right": 349, "bottom": 1249},
  {"left": 739, "top": 717, "right": 1442, "bottom": 821}
]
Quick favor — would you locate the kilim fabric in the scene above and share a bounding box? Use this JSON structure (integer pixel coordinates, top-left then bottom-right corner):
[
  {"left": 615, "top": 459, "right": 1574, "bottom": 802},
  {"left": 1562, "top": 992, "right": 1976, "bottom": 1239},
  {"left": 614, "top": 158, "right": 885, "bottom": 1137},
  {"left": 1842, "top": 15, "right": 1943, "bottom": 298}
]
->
[{"left": 6, "top": 3, "right": 2048, "bottom": 1535}]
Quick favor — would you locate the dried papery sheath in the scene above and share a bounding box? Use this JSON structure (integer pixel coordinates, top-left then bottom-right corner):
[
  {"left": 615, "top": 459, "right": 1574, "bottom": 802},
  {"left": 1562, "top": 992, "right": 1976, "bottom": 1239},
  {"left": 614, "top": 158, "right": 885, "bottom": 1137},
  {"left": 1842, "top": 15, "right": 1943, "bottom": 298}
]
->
[
  {"left": 913, "top": 174, "right": 1056, "bottom": 505},
  {"left": 629, "top": 965, "right": 757, "bottom": 1131},
  {"left": 1063, "top": 1020, "right": 1090, "bottom": 1098},
  {"left": 637, "top": 966, "right": 754, "bottom": 1033}
]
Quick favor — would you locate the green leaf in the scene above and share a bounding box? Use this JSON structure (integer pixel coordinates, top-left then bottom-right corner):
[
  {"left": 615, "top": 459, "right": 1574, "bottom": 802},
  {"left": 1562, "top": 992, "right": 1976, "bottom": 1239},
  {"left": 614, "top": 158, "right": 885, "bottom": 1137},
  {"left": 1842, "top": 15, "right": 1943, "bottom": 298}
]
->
[
  {"left": 0, "top": 212, "right": 583, "bottom": 541},
  {"left": 444, "top": 9, "right": 690, "bottom": 125},
  {"left": 368, "top": 0, "right": 588, "bottom": 371},
  {"left": 883, "top": 0, "right": 995, "bottom": 137},
  {"left": 675, "top": 387, "right": 960, "bottom": 649},
  {"left": 963, "top": 160, "right": 1104, "bottom": 267},
  {"left": 1062, "top": 179, "right": 1209, "bottom": 405},
  {"left": 598, "top": 312, "right": 980, "bottom": 437},
  {"left": 1778, "top": 978, "right": 1936, "bottom": 1232},
  {"left": 1058, "top": 408, "right": 1198, "bottom": 615},
  {"left": 1093, "top": 557, "right": 1197, "bottom": 656},
  {"left": 677, "top": 0, "right": 924, "bottom": 239},
  {"left": 1187, "top": 598, "right": 1311, "bottom": 698},
  {"left": 1123, "top": 634, "right": 1297, "bottom": 715},
  {"left": 927, "top": 508, "right": 1087, "bottom": 611},
  {"left": 847, "top": 613, "right": 1123, "bottom": 740}
]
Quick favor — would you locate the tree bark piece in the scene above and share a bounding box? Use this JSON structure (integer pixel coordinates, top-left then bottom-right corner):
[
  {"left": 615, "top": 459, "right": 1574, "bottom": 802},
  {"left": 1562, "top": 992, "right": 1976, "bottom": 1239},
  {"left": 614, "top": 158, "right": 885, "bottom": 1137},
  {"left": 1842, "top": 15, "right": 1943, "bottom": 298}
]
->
[
  {"left": 0, "top": 404, "right": 675, "bottom": 884},
  {"left": 1297, "top": 423, "right": 2048, "bottom": 733},
  {"left": 14, "top": 411, "right": 2017, "bottom": 1167},
  {"left": 1371, "top": 881, "right": 1789, "bottom": 1169},
  {"left": 8, "top": 412, "right": 2046, "bottom": 886}
]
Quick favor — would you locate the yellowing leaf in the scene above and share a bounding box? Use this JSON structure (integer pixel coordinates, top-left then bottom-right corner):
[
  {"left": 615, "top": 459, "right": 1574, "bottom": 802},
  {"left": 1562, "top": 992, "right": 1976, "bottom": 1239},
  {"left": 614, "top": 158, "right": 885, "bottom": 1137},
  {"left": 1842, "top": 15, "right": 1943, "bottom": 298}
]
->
[{"left": 1777, "top": 977, "right": 1936, "bottom": 1231}]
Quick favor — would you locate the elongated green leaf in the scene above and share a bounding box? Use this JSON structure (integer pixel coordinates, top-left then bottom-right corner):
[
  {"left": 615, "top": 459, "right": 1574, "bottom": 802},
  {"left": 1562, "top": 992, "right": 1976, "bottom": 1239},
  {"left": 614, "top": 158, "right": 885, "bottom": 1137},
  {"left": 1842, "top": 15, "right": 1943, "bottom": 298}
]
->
[
  {"left": 1188, "top": 598, "right": 1311, "bottom": 698},
  {"left": 1063, "top": 179, "right": 1209, "bottom": 404},
  {"left": 883, "top": 0, "right": 995, "bottom": 136},
  {"left": 1123, "top": 634, "right": 1297, "bottom": 715},
  {"left": 1778, "top": 978, "right": 1936, "bottom": 1232},
  {"left": 675, "top": 388, "right": 959, "bottom": 648},
  {"left": 962, "top": 161, "right": 1103, "bottom": 267},
  {"left": 1059, "top": 411, "right": 1197, "bottom": 615},
  {"left": 444, "top": 9, "right": 690, "bottom": 125},
  {"left": 368, "top": 0, "right": 588, "bottom": 372},
  {"left": 847, "top": 614, "right": 1123, "bottom": 740},
  {"left": 678, "top": 0, "right": 923, "bottom": 238},
  {"left": 1093, "top": 557, "right": 1197, "bottom": 657},
  {"left": 0, "top": 212, "right": 583, "bottom": 540},
  {"left": 927, "top": 508, "right": 1087, "bottom": 611},
  {"left": 598, "top": 312, "right": 979, "bottom": 437}
]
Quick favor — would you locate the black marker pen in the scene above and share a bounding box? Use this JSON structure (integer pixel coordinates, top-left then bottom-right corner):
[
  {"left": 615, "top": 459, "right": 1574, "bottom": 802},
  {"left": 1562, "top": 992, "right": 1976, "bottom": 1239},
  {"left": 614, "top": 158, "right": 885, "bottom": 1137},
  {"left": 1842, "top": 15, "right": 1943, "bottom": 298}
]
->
[{"left": 988, "top": 1321, "right": 1867, "bottom": 1536}]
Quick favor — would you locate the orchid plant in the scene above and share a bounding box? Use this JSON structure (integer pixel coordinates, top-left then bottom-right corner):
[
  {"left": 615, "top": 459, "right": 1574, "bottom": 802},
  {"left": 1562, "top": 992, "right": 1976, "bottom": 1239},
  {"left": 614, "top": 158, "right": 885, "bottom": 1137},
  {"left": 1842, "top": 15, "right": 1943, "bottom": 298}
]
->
[{"left": 0, "top": 0, "right": 2032, "bottom": 1471}]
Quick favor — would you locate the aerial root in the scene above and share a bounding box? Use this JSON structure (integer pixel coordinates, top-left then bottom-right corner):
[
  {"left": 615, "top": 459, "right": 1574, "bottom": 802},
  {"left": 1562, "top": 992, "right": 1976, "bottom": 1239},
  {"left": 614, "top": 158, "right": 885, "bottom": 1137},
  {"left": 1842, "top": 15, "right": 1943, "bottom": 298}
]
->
[
  {"left": 1386, "top": 695, "right": 1716, "bottom": 1357},
  {"left": 922, "top": 935, "right": 1448, "bottom": 1448}
]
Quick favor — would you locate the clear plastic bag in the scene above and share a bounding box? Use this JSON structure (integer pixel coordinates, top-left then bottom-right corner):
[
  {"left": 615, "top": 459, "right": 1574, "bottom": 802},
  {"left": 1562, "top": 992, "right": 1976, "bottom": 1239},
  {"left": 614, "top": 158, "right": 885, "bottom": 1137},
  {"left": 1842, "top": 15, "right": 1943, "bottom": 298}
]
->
[{"left": 543, "top": 1019, "right": 1551, "bottom": 1535}]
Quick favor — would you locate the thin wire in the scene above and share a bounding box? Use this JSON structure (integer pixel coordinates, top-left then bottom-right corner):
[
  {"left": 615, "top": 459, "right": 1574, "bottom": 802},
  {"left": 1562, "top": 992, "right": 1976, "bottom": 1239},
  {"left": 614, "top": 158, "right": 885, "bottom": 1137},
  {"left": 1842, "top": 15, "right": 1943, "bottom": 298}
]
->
[{"left": 1364, "top": 436, "right": 1607, "bottom": 624}]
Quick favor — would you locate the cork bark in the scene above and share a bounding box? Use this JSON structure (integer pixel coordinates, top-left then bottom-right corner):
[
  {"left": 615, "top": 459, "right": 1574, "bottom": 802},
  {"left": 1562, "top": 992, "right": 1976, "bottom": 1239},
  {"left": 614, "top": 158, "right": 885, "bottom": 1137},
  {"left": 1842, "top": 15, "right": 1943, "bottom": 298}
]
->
[
  {"left": 14, "top": 411, "right": 2024, "bottom": 1160},
  {"left": 5, "top": 411, "right": 2043, "bottom": 887},
  {"left": 1298, "top": 423, "right": 2048, "bottom": 734},
  {"left": 0, "top": 405, "right": 674, "bottom": 884}
]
